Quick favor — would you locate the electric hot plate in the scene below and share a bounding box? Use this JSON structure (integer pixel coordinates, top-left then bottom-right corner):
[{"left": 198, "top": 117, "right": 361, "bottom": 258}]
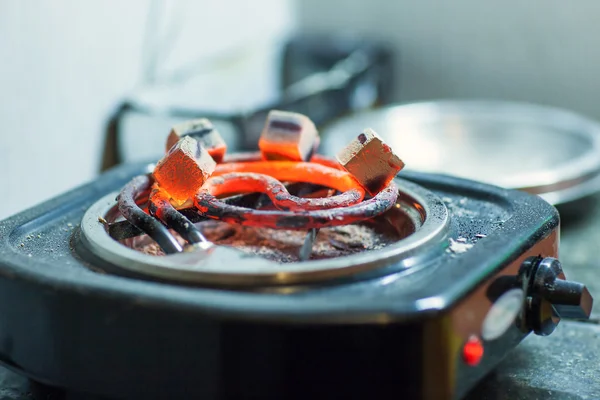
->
[{"left": 0, "top": 161, "right": 592, "bottom": 400}]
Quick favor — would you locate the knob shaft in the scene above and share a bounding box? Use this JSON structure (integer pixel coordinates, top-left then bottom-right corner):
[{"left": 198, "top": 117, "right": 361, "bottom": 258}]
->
[{"left": 523, "top": 257, "right": 593, "bottom": 336}]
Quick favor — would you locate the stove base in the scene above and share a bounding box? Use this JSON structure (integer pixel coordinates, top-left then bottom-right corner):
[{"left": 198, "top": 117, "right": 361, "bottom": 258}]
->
[
  {"left": 0, "top": 163, "right": 573, "bottom": 400},
  {"left": 0, "top": 321, "right": 594, "bottom": 400}
]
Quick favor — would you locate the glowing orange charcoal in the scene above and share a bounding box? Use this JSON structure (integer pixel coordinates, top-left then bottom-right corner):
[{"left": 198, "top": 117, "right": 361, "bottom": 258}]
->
[
  {"left": 337, "top": 128, "right": 405, "bottom": 196},
  {"left": 153, "top": 136, "right": 216, "bottom": 205},
  {"left": 166, "top": 118, "right": 227, "bottom": 163},
  {"left": 258, "top": 110, "right": 319, "bottom": 161}
]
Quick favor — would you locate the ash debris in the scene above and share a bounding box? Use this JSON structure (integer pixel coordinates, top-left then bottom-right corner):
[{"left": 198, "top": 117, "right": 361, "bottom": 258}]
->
[
  {"left": 131, "top": 220, "right": 399, "bottom": 263},
  {"left": 448, "top": 238, "right": 474, "bottom": 254}
]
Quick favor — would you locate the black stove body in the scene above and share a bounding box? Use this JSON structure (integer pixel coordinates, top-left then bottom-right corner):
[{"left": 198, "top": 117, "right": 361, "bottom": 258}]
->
[{"left": 0, "top": 162, "right": 592, "bottom": 400}]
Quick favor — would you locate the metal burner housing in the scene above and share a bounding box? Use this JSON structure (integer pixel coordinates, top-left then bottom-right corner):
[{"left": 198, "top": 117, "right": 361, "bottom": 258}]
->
[{"left": 78, "top": 177, "right": 448, "bottom": 286}]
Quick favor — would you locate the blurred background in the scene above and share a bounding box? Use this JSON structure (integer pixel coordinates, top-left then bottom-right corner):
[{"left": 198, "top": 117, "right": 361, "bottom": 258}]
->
[{"left": 2, "top": 0, "right": 600, "bottom": 219}]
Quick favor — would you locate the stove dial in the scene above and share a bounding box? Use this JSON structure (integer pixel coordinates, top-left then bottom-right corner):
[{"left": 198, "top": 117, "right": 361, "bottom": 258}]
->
[
  {"left": 522, "top": 257, "right": 593, "bottom": 336},
  {"left": 482, "top": 288, "right": 524, "bottom": 341}
]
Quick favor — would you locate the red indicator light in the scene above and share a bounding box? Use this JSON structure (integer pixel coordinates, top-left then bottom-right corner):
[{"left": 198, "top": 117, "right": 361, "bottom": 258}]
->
[{"left": 463, "top": 336, "right": 484, "bottom": 366}]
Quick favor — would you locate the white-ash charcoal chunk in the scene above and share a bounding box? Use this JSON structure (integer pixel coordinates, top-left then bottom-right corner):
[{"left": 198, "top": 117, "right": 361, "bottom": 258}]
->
[
  {"left": 336, "top": 128, "right": 405, "bottom": 196},
  {"left": 258, "top": 110, "right": 319, "bottom": 161},
  {"left": 166, "top": 118, "right": 227, "bottom": 163},
  {"left": 154, "top": 136, "right": 216, "bottom": 204}
]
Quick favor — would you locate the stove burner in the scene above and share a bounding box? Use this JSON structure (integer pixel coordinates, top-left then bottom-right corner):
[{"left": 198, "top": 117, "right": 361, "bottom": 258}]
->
[
  {"left": 114, "top": 154, "right": 401, "bottom": 255},
  {"left": 0, "top": 157, "right": 591, "bottom": 400},
  {"left": 97, "top": 110, "right": 412, "bottom": 280},
  {"left": 6, "top": 110, "right": 582, "bottom": 400},
  {"left": 79, "top": 176, "right": 449, "bottom": 286}
]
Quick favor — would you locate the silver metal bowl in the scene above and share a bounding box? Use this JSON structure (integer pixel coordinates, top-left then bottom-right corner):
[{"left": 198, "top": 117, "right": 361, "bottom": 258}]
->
[{"left": 322, "top": 100, "right": 600, "bottom": 205}]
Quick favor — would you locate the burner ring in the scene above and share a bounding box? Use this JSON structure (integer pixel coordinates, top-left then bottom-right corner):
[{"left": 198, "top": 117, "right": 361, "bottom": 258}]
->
[{"left": 78, "top": 177, "right": 450, "bottom": 287}]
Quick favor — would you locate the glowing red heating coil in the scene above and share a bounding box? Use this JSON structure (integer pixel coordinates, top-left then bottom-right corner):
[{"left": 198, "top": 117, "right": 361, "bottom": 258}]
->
[{"left": 190, "top": 160, "right": 397, "bottom": 230}]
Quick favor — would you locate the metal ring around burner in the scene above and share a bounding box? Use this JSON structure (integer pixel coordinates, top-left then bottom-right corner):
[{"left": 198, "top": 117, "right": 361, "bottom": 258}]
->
[{"left": 78, "top": 177, "right": 450, "bottom": 287}]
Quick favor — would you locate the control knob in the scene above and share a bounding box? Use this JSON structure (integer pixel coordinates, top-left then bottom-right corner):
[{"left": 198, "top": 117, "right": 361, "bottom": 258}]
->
[{"left": 521, "top": 257, "right": 593, "bottom": 336}]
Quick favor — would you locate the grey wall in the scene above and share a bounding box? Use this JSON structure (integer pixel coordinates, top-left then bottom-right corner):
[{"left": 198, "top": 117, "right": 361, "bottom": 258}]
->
[{"left": 296, "top": 0, "right": 600, "bottom": 119}]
